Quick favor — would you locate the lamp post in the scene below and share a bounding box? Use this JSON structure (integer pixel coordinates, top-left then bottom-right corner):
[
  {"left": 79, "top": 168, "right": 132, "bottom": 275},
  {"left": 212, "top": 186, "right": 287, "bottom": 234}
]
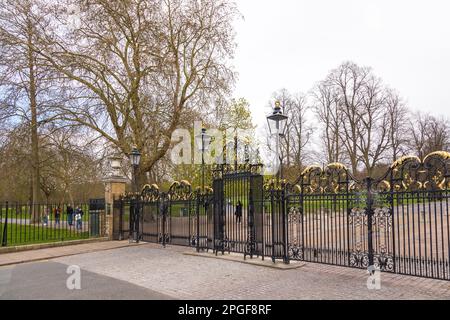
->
[
  {"left": 129, "top": 147, "right": 141, "bottom": 243},
  {"left": 267, "top": 101, "right": 288, "bottom": 181},
  {"left": 130, "top": 147, "right": 141, "bottom": 193},
  {"left": 266, "top": 101, "right": 289, "bottom": 264},
  {"left": 195, "top": 128, "right": 212, "bottom": 252},
  {"left": 195, "top": 128, "right": 212, "bottom": 193}
]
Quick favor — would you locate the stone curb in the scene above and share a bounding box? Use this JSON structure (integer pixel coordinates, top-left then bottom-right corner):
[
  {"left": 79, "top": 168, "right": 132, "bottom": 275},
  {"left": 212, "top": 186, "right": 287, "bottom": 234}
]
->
[
  {"left": 183, "top": 251, "right": 307, "bottom": 270},
  {"left": 0, "top": 240, "right": 145, "bottom": 267},
  {"left": 0, "top": 237, "right": 110, "bottom": 255}
]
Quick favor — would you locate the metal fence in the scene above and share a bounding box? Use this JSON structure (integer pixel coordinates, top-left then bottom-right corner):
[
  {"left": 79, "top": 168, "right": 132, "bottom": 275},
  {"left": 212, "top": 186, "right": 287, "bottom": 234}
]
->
[
  {"left": 0, "top": 200, "right": 105, "bottom": 247},
  {"left": 285, "top": 152, "right": 450, "bottom": 281},
  {"left": 115, "top": 151, "right": 450, "bottom": 281}
]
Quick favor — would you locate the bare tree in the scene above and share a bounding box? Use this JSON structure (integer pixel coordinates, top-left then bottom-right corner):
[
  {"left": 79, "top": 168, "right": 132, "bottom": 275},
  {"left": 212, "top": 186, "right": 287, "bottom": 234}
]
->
[
  {"left": 326, "top": 62, "right": 369, "bottom": 174},
  {"left": 311, "top": 81, "right": 343, "bottom": 164},
  {"left": 314, "top": 62, "right": 393, "bottom": 177},
  {"left": 266, "top": 89, "right": 313, "bottom": 181},
  {"left": 356, "top": 73, "right": 391, "bottom": 177},
  {"left": 385, "top": 88, "right": 409, "bottom": 162},
  {"left": 0, "top": 0, "right": 56, "bottom": 219},
  {"left": 409, "top": 112, "right": 450, "bottom": 158},
  {"left": 31, "top": 0, "right": 238, "bottom": 184}
]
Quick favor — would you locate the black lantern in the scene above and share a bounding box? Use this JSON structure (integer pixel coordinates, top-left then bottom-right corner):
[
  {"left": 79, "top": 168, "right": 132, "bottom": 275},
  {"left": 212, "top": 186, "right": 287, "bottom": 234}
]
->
[
  {"left": 267, "top": 101, "right": 288, "bottom": 136},
  {"left": 130, "top": 147, "right": 141, "bottom": 167},
  {"left": 195, "top": 128, "right": 212, "bottom": 152},
  {"left": 195, "top": 128, "right": 212, "bottom": 194}
]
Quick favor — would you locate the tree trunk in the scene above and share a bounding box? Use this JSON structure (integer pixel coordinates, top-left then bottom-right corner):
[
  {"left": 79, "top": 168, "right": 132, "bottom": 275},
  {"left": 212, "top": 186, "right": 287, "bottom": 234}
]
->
[{"left": 27, "top": 17, "right": 40, "bottom": 223}]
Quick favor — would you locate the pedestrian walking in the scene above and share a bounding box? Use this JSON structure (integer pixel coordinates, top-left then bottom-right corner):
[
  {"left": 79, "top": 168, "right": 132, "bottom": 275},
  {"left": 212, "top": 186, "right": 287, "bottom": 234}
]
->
[
  {"left": 67, "top": 205, "right": 74, "bottom": 226},
  {"left": 43, "top": 206, "right": 49, "bottom": 226},
  {"left": 75, "top": 211, "right": 82, "bottom": 230},
  {"left": 55, "top": 205, "right": 61, "bottom": 225},
  {"left": 75, "top": 206, "right": 84, "bottom": 230},
  {"left": 235, "top": 200, "right": 243, "bottom": 224}
]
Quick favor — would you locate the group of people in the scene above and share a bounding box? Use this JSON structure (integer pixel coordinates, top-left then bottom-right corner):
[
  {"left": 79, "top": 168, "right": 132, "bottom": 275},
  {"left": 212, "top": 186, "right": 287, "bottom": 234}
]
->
[{"left": 42, "top": 205, "right": 84, "bottom": 230}]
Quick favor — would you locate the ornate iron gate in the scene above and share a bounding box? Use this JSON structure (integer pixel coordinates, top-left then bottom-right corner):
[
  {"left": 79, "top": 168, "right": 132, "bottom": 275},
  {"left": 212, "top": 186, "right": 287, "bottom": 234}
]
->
[
  {"left": 286, "top": 152, "right": 450, "bottom": 281},
  {"left": 114, "top": 151, "right": 450, "bottom": 281},
  {"left": 212, "top": 164, "right": 265, "bottom": 259}
]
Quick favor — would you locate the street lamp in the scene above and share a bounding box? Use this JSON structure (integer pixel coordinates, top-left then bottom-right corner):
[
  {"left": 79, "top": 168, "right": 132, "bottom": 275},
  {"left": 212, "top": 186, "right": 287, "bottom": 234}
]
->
[
  {"left": 195, "top": 128, "right": 212, "bottom": 193},
  {"left": 194, "top": 128, "right": 212, "bottom": 253},
  {"left": 130, "top": 147, "right": 141, "bottom": 193},
  {"left": 129, "top": 147, "right": 141, "bottom": 243},
  {"left": 266, "top": 101, "right": 289, "bottom": 265},
  {"left": 266, "top": 101, "right": 288, "bottom": 181}
]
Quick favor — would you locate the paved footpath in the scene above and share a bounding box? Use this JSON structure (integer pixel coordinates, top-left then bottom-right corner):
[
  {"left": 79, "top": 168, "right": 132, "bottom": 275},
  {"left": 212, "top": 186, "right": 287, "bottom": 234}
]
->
[
  {"left": 0, "top": 240, "right": 144, "bottom": 267},
  {"left": 55, "top": 244, "right": 450, "bottom": 300},
  {"left": 1, "top": 242, "right": 450, "bottom": 299}
]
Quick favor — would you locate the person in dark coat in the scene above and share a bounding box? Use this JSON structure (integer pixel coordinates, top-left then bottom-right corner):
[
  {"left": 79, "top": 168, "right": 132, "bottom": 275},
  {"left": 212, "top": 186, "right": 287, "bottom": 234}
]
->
[
  {"left": 235, "top": 201, "right": 243, "bottom": 224},
  {"left": 67, "top": 205, "right": 74, "bottom": 226},
  {"left": 55, "top": 205, "right": 61, "bottom": 225}
]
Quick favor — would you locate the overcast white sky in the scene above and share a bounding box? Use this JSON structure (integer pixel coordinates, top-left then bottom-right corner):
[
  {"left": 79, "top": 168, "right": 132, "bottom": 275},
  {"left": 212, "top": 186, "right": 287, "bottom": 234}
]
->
[{"left": 232, "top": 0, "right": 450, "bottom": 128}]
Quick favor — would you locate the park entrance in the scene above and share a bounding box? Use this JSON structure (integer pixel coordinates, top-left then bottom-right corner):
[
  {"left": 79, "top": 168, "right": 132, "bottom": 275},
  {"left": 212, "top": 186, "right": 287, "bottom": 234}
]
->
[
  {"left": 114, "top": 151, "right": 450, "bottom": 281},
  {"left": 212, "top": 164, "right": 265, "bottom": 259}
]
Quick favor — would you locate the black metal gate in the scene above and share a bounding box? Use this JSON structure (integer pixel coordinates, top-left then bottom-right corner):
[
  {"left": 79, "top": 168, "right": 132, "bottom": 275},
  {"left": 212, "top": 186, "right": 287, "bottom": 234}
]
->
[
  {"left": 286, "top": 152, "right": 450, "bottom": 281},
  {"left": 113, "top": 151, "right": 450, "bottom": 281},
  {"left": 212, "top": 164, "right": 265, "bottom": 259}
]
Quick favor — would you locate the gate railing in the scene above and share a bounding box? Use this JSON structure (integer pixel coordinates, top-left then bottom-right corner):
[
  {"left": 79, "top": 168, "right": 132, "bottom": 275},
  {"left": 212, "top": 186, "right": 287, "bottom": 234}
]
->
[
  {"left": 287, "top": 151, "right": 450, "bottom": 280},
  {"left": 0, "top": 201, "right": 104, "bottom": 247},
  {"left": 113, "top": 151, "right": 450, "bottom": 281}
]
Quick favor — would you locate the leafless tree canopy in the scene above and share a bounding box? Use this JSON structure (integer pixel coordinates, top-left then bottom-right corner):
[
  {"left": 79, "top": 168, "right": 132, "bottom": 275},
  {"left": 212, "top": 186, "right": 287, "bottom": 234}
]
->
[
  {"left": 0, "top": 0, "right": 238, "bottom": 201},
  {"left": 0, "top": 0, "right": 239, "bottom": 201},
  {"left": 37, "top": 0, "right": 238, "bottom": 180},
  {"left": 307, "top": 61, "right": 450, "bottom": 178}
]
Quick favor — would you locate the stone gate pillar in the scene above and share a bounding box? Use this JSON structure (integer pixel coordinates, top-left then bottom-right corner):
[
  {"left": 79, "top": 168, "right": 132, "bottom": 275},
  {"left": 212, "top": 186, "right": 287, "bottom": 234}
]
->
[{"left": 104, "top": 157, "right": 128, "bottom": 240}]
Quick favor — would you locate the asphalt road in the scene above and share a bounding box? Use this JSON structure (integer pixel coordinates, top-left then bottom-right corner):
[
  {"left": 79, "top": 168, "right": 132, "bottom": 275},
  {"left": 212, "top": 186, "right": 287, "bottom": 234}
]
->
[{"left": 0, "top": 261, "right": 174, "bottom": 300}]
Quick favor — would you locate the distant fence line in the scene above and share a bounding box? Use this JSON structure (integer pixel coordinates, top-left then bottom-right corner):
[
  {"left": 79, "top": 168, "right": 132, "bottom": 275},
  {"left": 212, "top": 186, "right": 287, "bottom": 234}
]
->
[
  {"left": 0, "top": 200, "right": 105, "bottom": 247},
  {"left": 114, "top": 151, "right": 450, "bottom": 281}
]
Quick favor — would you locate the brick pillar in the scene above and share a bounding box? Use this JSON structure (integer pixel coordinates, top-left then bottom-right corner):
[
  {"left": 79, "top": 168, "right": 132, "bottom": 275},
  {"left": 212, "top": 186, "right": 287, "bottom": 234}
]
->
[{"left": 104, "top": 177, "right": 128, "bottom": 240}]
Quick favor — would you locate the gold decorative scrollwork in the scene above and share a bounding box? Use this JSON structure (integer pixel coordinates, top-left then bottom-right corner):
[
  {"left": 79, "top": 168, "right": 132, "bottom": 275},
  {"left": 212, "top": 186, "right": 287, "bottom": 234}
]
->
[
  {"left": 388, "top": 151, "right": 450, "bottom": 191},
  {"left": 194, "top": 186, "right": 214, "bottom": 195},
  {"left": 168, "top": 180, "right": 194, "bottom": 201},
  {"left": 297, "top": 163, "right": 351, "bottom": 194},
  {"left": 213, "top": 163, "right": 263, "bottom": 180},
  {"left": 264, "top": 178, "right": 288, "bottom": 192},
  {"left": 141, "top": 184, "right": 160, "bottom": 201}
]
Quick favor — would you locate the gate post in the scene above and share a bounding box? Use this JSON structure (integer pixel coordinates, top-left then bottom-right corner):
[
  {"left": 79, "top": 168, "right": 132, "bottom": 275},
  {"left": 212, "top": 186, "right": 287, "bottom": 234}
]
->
[
  {"left": 245, "top": 185, "right": 256, "bottom": 260},
  {"left": 160, "top": 194, "right": 169, "bottom": 248},
  {"left": 1, "top": 202, "right": 8, "bottom": 247},
  {"left": 196, "top": 192, "right": 200, "bottom": 252},
  {"left": 282, "top": 185, "right": 290, "bottom": 264},
  {"left": 134, "top": 197, "right": 141, "bottom": 243},
  {"left": 365, "top": 177, "right": 374, "bottom": 268},
  {"left": 270, "top": 188, "right": 276, "bottom": 263},
  {"left": 104, "top": 171, "right": 127, "bottom": 241},
  {"left": 118, "top": 199, "right": 124, "bottom": 240}
]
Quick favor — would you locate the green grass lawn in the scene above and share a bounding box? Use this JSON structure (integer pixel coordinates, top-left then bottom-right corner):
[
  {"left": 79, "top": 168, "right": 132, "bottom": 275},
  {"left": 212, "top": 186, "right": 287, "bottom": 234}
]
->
[{"left": 0, "top": 222, "right": 90, "bottom": 247}]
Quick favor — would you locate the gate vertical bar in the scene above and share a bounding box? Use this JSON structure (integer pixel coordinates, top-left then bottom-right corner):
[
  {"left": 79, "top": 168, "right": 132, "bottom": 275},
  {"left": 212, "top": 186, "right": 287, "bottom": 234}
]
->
[
  {"left": 300, "top": 177, "right": 305, "bottom": 262},
  {"left": 129, "top": 199, "right": 134, "bottom": 242},
  {"left": 282, "top": 184, "right": 289, "bottom": 264},
  {"left": 1, "top": 202, "right": 7, "bottom": 247},
  {"left": 196, "top": 192, "right": 200, "bottom": 252},
  {"left": 119, "top": 199, "right": 124, "bottom": 240},
  {"left": 366, "top": 177, "right": 374, "bottom": 268},
  {"left": 270, "top": 187, "right": 276, "bottom": 262},
  {"left": 389, "top": 169, "right": 396, "bottom": 274},
  {"left": 162, "top": 195, "right": 167, "bottom": 247}
]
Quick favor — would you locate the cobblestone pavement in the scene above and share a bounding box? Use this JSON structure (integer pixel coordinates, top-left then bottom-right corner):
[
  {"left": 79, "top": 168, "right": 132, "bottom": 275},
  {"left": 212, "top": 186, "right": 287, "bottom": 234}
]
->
[
  {"left": 0, "top": 240, "right": 144, "bottom": 267},
  {"left": 52, "top": 243, "right": 450, "bottom": 300}
]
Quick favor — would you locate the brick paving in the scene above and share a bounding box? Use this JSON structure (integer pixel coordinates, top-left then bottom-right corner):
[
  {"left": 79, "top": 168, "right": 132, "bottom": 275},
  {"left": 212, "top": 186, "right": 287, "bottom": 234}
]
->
[
  {"left": 0, "top": 240, "right": 144, "bottom": 267},
  {"left": 52, "top": 243, "right": 450, "bottom": 300}
]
